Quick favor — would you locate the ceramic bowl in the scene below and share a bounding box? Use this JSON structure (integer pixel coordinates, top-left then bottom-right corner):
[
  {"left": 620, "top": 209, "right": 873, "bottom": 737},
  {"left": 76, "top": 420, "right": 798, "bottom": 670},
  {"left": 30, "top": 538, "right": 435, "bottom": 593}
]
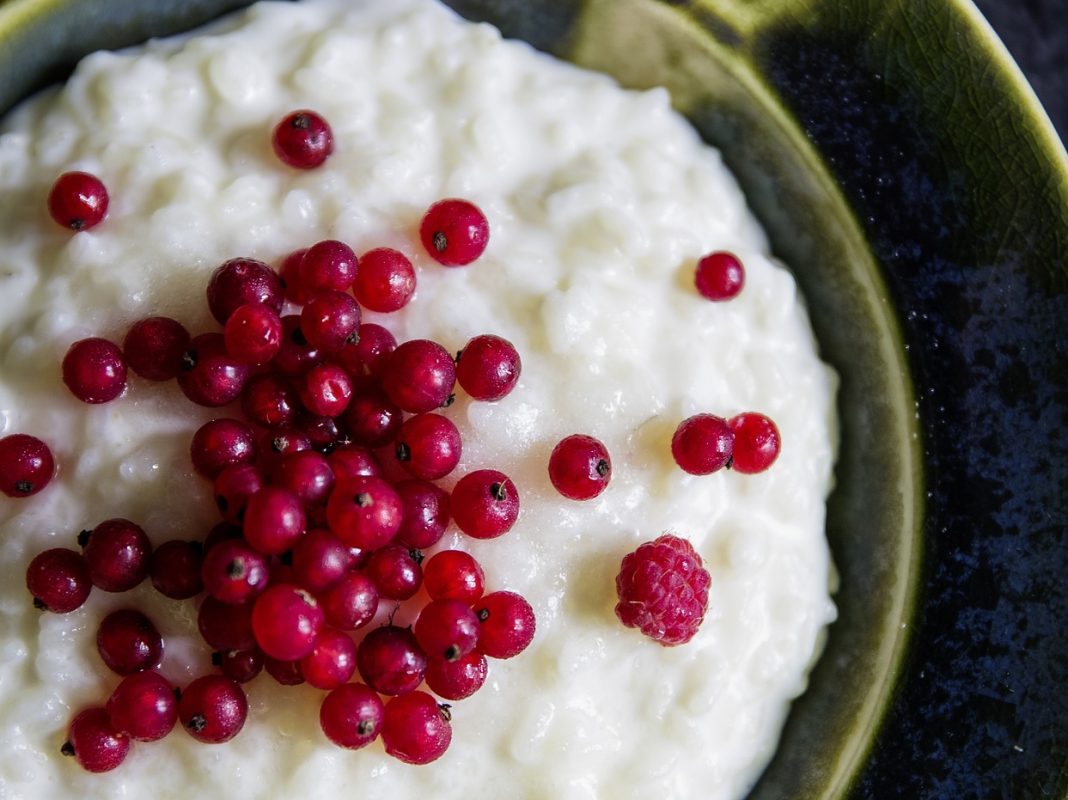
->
[{"left": 1, "top": 0, "right": 1065, "bottom": 796}]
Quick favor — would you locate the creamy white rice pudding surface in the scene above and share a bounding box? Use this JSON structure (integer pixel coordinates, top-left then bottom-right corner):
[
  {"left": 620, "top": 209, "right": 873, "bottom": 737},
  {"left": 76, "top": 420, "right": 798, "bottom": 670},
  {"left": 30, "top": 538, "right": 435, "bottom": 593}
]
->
[{"left": 0, "top": 1, "right": 838, "bottom": 798}]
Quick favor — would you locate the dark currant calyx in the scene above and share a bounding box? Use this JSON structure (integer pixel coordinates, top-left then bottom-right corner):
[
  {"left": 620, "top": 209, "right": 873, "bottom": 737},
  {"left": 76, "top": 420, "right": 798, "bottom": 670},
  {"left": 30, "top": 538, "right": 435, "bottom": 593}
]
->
[
  {"left": 432, "top": 232, "right": 447, "bottom": 253},
  {"left": 355, "top": 492, "right": 372, "bottom": 508},
  {"left": 60, "top": 741, "right": 76, "bottom": 757},
  {"left": 227, "top": 560, "right": 246, "bottom": 579},
  {"left": 185, "top": 714, "right": 207, "bottom": 733},
  {"left": 33, "top": 597, "right": 47, "bottom": 610},
  {"left": 279, "top": 550, "right": 294, "bottom": 566},
  {"left": 408, "top": 549, "right": 425, "bottom": 566},
  {"left": 477, "top": 608, "right": 490, "bottom": 622},
  {"left": 441, "top": 393, "right": 456, "bottom": 408},
  {"left": 291, "top": 113, "right": 311, "bottom": 130},
  {"left": 272, "top": 437, "right": 288, "bottom": 454},
  {"left": 181, "top": 349, "right": 197, "bottom": 371},
  {"left": 211, "top": 652, "right": 223, "bottom": 666},
  {"left": 438, "top": 703, "right": 452, "bottom": 722},
  {"left": 77, "top": 529, "right": 92, "bottom": 547},
  {"left": 357, "top": 720, "right": 374, "bottom": 736},
  {"left": 290, "top": 327, "right": 308, "bottom": 346},
  {"left": 596, "top": 459, "right": 610, "bottom": 477},
  {"left": 16, "top": 479, "right": 32, "bottom": 494},
  {"left": 490, "top": 482, "right": 507, "bottom": 501},
  {"left": 444, "top": 645, "right": 461, "bottom": 661},
  {"left": 395, "top": 442, "right": 411, "bottom": 462}
]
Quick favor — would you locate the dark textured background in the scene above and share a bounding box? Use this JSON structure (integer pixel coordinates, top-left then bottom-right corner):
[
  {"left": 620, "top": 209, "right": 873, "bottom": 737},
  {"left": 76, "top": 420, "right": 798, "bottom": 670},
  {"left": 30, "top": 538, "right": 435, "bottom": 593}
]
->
[{"left": 974, "top": 0, "right": 1067, "bottom": 143}]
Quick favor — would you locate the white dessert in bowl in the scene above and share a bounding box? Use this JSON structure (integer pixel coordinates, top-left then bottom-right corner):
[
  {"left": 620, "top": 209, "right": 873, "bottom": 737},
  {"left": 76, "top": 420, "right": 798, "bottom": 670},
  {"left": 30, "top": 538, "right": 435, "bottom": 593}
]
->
[{"left": 0, "top": 0, "right": 838, "bottom": 797}]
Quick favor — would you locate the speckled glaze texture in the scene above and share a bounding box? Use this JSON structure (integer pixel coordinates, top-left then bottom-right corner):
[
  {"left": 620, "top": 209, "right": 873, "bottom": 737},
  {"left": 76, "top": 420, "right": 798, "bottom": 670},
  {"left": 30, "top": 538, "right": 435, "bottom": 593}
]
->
[
  {"left": 0, "top": 0, "right": 1066, "bottom": 798},
  {"left": 757, "top": 5, "right": 1068, "bottom": 797}
]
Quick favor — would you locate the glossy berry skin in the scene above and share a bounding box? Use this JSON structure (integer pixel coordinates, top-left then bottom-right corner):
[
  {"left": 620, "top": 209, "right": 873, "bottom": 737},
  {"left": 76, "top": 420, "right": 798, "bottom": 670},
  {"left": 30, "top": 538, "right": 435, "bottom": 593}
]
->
[
  {"left": 301, "top": 627, "right": 358, "bottom": 690},
  {"left": 299, "top": 239, "right": 358, "bottom": 294},
  {"left": 242, "top": 373, "right": 299, "bottom": 429},
  {"left": 279, "top": 247, "right": 311, "bottom": 304},
  {"left": 257, "top": 427, "right": 312, "bottom": 472},
  {"left": 615, "top": 534, "right": 710, "bottom": 646},
  {"left": 207, "top": 257, "right": 284, "bottom": 325},
  {"left": 356, "top": 625, "right": 427, "bottom": 696},
  {"left": 301, "top": 290, "right": 361, "bottom": 352},
  {"left": 179, "top": 675, "right": 248, "bottom": 744},
  {"left": 213, "top": 463, "right": 266, "bottom": 524},
  {"left": 381, "top": 339, "right": 456, "bottom": 414},
  {"left": 0, "top": 433, "right": 55, "bottom": 498},
  {"left": 97, "top": 609, "right": 164, "bottom": 675},
  {"left": 272, "top": 110, "right": 334, "bottom": 169},
  {"left": 223, "top": 303, "right": 283, "bottom": 365},
  {"left": 728, "top": 412, "right": 782, "bottom": 474},
  {"left": 273, "top": 450, "right": 335, "bottom": 507},
  {"left": 474, "top": 591, "right": 536, "bottom": 659},
  {"left": 298, "top": 414, "right": 344, "bottom": 451},
  {"left": 394, "top": 413, "right": 461, "bottom": 481},
  {"left": 548, "top": 434, "right": 612, "bottom": 501},
  {"left": 62, "top": 338, "right": 127, "bottom": 403},
  {"left": 366, "top": 545, "right": 423, "bottom": 601},
  {"left": 63, "top": 708, "right": 128, "bottom": 773},
  {"left": 252, "top": 584, "right": 324, "bottom": 661},
  {"left": 338, "top": 323, "right": 396, "bottom": 378},
  {"left": 275, "top": 316, "right": 325, "bottom": 378},
  {"left": 320, "top": 570, "right": 379, "bottom": 631},
  {"left": 425, "top": 651, "right": 488, "bottom": 701},
  {"left": 419, "top": 198, "right": 489, "bottom": 267},
  {"left": 695, "top": 251, "right": 745, "bottom": 301},
  {"left": 415, "top": 599, "right": 480, "bottom": 662},
  {"left": 201, "top": 539, "right": 269, "bottom": 605},
  {"left": 423, "top": 550, "right": 484, "bottom": 604},
  {"left": 264, "top": 656, "right": 305, "bottom": 686},
  {"left": 48, "top": 171, "right": 108, "bottom": 231},
  {"left": 292, "top": 529, "right": 351, "bottom": 593},
  {"left": 394, "top": 479, "right": 450, "bottom": 550},
  {"left": 327, "top": 444, "right": 382, "bottom": 484},
  {"left": 243, "top": 487, "right": 306, "bottom": 555},
  {"left": 178, "top": 333, "right": 250, "bottom": 407},
  {"left": 190, "top": 418, "right": 257, "bottom": 479},
  {"left": 353, "top": 247, "right": 416, "bottom": 312},
  {"left": 123, "top": 316, "right": 190, "bottom": 381},
  {"left": 450, "top": 469, "right": 520, "bottom": 539},
  {"left": 214, "top": 647, "right": 264, "bottom": 684},
  {"left": 456, "top": 334, "right": 521, "bottom": 401},
  {"left": 149, "top": 540, "right": 204, "bottom": 600},
  {"left": 671, "top": 414, "right": 735, "bottom": 476},
  {"left": 26, "top": 548, "right": 92, "bottom": 612},
  {"left": 197, "top": 596, "right": 256, "bottom": 651},
  {"left": 298, "top": 363, "right": 354, "bottom": 418},
  {"left": 381, "top": 691, "right": 452, "bottom": 765},
  {"left": 342, "top": 383, "right": 402, "bottom": 448},
  {"left": 106, "top": 670, "right": 177, "bottom": 742},
  {"left": 81, "top": 518, "right": 151, "bottom": 592},
  {"left": 320, "top": 683, "right": 384, "bottom": 750},
  {"left": 326, "top": 476, "right": 402, "bottom": 550}
]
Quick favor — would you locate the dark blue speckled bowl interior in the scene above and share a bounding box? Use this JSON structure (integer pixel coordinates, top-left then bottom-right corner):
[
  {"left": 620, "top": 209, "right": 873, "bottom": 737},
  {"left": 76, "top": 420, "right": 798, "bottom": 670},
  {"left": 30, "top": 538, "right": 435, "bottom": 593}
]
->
[{"left": 1, "top": 0, "right": 1066, "bottom": 796}]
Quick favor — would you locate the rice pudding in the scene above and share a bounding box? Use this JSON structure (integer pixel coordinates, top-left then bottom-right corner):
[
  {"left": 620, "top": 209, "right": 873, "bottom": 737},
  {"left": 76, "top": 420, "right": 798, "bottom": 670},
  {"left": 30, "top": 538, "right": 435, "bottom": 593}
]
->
[{"left": 0, "top": 0, "right": 839, "bottom": 797}]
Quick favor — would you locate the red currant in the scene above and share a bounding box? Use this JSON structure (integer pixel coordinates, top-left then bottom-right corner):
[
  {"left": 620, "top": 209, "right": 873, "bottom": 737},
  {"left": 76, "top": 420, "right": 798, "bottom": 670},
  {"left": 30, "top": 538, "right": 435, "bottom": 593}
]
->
[
  {"left": 48, "top": 171, "right": 108, "bottom": 231},
  {"left": 366, "top": 545, "right": 423, "bottom": 601},
  {"left": 671, "top": 414, "right": 735, "bottom": 475},
  {"left": 273, "top": 450, "right": 335, "bottom": 507},
  {"left": 299, "top": 239, "right": 358, "bottom": 294},
  {"left": 455, "top": 334, "right": 521, "bottom": 401},
  {"left": 381, "top": 691, "right": 452, "bottom": 764},
  {"left": 190, "top": 418, "right": 257, "bottom": 479},
  {"left": 425, "top": 651, "right": 487, "bottom": 701},
  {"left": 149, "top": 540, "right": 204, "bottom": 599},
  {"left": 178, "top": 332, "right": 250, "bottom": 407},
  {"left": 206, "top": 257, "right": 283, "bottom": 325},
  {"left": 450, "top": 469, "right": 519, "bottom": 539},
  {"left": 394, "top": 479, "right": 450, "bottom": 549},
  {"left": 201, "top": 539, "right": 269, "bottom": 605},
  {"left": 414, "top": 599, "right": 480, "bottom": 662},
  {"left": 326, "top": 476, "right": 402, "bottom": 550},
  {"left": 291, "top": 529, "right": 351, "bottom": 593},
  {"left": 274, "top": 315, "right": 325, "bottom": 378},
  {"left": 213, "top": 647, "right": 264, "bottom": 683},
  {"left": 342, "top": 382, "right": 402, "bottom": 447},
  {"left": 353, "top": 247, "right": 416, "bottom": 312},
  {"left": 423, "top": 550, "right": 484, "bottom": 604},
  {"left": 264, "top": 656, "right": 305, "bottom": 686},
  {"left": 474, "top": 591, "right": 535, "bottom": 659},
  {"left": 178, "top": 675, "right": 248, "bottom": 743},
  {"left": 279, "top": 247, "right": 311, "bottom": 304},
  {"left": 62, "top": 337, "right": 127, "bottom": 403},
  {"left": 695, "top": 251, "right": 745, "bottom": 301},
  {"left": 241, "top": 373, "right": 299, "bottom": 428},
  {"left": 356, "top": 625, "right": 427, "bottom": 696},
  {"left": 393, "top": 413, "right": 462, "bottom": 481},
  {"left": 728, "top": 412, "right": 781, "bottom": 473},
  {"left": 25, "top": 548, "right": 92, "bottom": 612},
  {"left": 123, "top": 316, "right": 190, "bottom": 381},
  {"left": 327, "top": 444, "right": 383, "bottom": 483},
  {"left": 106, "top": 670, "right": 177, "bottom": 742},
  {"left": 337, "top": 323, "right": 396, "bottom": 378},
  {"left": 62, "top": 708, "right": 128, "bottom": 772},
  {"left": 548, "top": 434, "right": 611, "bottom": 500},
  {"left": 381, "top": 339, "right": 456, "bottom": 413},
  {"left": 223, "top": 303, "right": 283, "bottom": 365},
  {"left": 213, "top": 463, "right": 266, "bottom": 524},
  {"left": 419, "top": 198, "right": 489, "bottom": 266},
  {"left": 0, "top": 433, "right": 54, "bottom": 497},
  {"left": 320, "top": 570, "right": 379, "bottom": 631},
  {"left": 301, "top": 627, "right": 358, "bottom": 690},
  {"left": 252, "top": 584, "right": 324, "bottom": 661},
  {"left": 298, "top": 363, "right": 353, "bottom": 418},
  {"left": 301, "top": 290, "right": 361, "bottom": 352},
  {"left": 320, "top": 683, "right": 384, "bottom": 749},
  {"left": 81, "top": 518, "right": 151, "bottom": 592},
  {"left": 272, "top": 110, "right": 334, "bottom": 169},
  {"left": 242, "top": 487, "right": 306, "bottom": 555},
  {"left": 197, "top": 596, "right": 256, "bottom": 651},
  {"left": 96, "top": 609, "right": 163, "bottom": 675}
]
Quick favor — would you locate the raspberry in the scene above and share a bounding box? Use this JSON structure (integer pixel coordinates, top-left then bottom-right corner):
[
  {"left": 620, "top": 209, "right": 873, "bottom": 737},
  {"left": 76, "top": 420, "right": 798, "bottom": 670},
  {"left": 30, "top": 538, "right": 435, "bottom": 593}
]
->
[{"left": 614, "top": 534, "right": 710, "bottom": 647}]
